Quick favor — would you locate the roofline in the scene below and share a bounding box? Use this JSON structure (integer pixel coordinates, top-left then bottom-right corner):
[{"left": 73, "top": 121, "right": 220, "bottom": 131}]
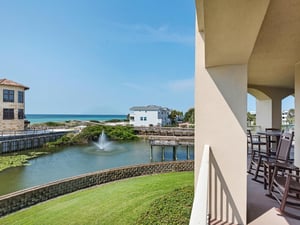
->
[{"left": 0, "top": 78, "right": 30, "bottom": 90}]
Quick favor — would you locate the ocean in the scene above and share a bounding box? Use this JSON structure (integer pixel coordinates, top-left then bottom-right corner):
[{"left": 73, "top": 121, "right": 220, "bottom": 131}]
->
[{"left": 25, "top": 114, "right": 127, "bottom": 124}]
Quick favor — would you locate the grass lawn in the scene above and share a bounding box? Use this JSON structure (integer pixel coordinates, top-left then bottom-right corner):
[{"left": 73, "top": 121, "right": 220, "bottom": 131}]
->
[{"left": 0, "top": 171, "right": 194, "bottom": 225}]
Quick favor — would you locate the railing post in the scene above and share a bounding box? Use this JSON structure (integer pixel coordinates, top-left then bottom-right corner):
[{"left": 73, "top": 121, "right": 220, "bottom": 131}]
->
[{"left": 189, "top": 144, "right": 210, "bottom": 225}]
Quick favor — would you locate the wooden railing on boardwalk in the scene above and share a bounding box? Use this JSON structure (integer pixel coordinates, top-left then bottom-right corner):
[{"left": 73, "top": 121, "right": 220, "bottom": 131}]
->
[
  {"left": 149, "top": 136, "right": 194, "bottom": 146},
  {"left": 0, "top": 130, "right": 71, "bottom": 154},
  {"left": 134, "top": 127, "right": 194, "bottom": 136}
]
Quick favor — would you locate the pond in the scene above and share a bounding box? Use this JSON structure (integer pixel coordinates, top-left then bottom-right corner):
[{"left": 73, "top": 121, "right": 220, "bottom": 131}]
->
[{"left": 0, "top": 140, "right": 194, "bottom": 196}]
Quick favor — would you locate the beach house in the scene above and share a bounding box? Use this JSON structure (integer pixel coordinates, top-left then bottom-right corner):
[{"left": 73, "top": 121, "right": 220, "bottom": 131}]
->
[
  {"left": 191, "top": 1, "right": 300, "bottom": 224},
  {"left": 129, "top": 105, "right": 170, "bottom": 127},
  {"left": 0, "top": 79, "right": 29, "bottom": 131}
]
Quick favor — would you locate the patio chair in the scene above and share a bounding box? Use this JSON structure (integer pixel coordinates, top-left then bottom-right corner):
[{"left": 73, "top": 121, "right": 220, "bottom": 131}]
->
[
  {"left": 247, "top": 129, "right": 267, "bottom": 175},
  {"left": 265, "top": 128, "right": 282, "bottom": 155},
  {"left": 269, "top": 164, "right": 300, "bottom": 219},
  {"left": 251, "top": 132, "right": 293, "bottom": 183}
]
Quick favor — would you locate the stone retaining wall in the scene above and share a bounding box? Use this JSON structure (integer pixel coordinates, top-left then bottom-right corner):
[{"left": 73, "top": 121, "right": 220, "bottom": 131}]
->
[{"left": 0, "top": 160, "right": 194, "bottom": 217}]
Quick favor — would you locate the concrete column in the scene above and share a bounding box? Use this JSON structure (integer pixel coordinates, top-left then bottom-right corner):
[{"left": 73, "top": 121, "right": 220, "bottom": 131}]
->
[
  {"left": 195, "top": 29, "right": 247, "bottom": 224},
  {"left": 250, "top": 86, "right": 292, "bottom": 131},
  {"left": 256, "top": 97, "right": 282, "bottom": 130},
  {"left": 295, "top": 62, "right": 300, "bottom": 167},
  {"left": 256, "top": 99, "right": 272, "bottom": 130},
  {"left": 272, "top": 97, "right": 283, "bottom": 130}
]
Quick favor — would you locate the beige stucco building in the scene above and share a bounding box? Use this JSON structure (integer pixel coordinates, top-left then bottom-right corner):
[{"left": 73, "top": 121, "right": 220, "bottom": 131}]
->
[
  {"left": 193, "top": 1, "right": 300, "bottom": 224},
  {"left": 0, "top": 79, "right": 29, "bottom": 131}
]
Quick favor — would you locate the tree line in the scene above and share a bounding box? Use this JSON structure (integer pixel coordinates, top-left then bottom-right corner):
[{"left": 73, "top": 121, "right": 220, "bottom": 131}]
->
[{"left": 168, "top": 108, "right": 194, "bottom": 126}]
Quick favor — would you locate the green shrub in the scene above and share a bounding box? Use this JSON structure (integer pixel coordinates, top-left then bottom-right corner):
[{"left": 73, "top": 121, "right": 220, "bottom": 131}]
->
[
  {"left": 45, "top": 125, "right": 139, "bottom": 149},
  {"left": 44, "top": 121, "right": 64, "bottom": 127},
  {"left": 89, "top": 120, "right": 100, "bottom": 123},
  {"left": 74, "top": 125, "right": 139, "bottom": 142},
  {"left": 45, "top": 133, "right": 78, "bottom": 148}
]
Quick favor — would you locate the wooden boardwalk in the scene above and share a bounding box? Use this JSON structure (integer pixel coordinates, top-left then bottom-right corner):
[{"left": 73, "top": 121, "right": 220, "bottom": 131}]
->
[
  {"left": 134, "top": 127, "right": 194, "bottom": 137},
  {"left": 148, "top": 135, "right": 194, "bottom": 161},
  {"left": 149, "top": 136, "right": 194, "bottom": 146},
  {"left": 0, "top": 130, "right": 70, "bottom": 153}
]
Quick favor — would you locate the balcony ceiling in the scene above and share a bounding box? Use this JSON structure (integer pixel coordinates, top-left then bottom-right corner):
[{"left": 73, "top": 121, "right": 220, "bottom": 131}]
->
[{"left": 198, "top": 0, "right": 300, "bottom": 89}]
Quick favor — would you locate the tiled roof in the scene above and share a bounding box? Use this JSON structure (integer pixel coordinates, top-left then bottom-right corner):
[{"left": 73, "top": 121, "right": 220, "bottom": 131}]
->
[
  {"left": 130, "top": 105, "right": 170, "bottom": 111},
  {"left": 0, "top": 78, "right": 29, "bottom": 90}
]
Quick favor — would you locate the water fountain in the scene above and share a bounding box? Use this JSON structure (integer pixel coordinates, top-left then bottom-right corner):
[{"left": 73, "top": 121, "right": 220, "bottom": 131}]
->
[{"left": 95, "top": 130, "right": 111, "bottom": 150}]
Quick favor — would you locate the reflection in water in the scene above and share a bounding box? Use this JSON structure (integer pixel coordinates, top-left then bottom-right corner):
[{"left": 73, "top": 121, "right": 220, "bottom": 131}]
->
[{"left": 0, "top": 141, "right": 194, "bottom": 196}]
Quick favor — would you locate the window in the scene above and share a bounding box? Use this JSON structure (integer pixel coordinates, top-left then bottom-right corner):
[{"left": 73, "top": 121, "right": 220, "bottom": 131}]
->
[
  {"left": 140, "top": 117, "right": 143, "bottom": 121},
  {"left": 144, "top": 117, "right": 147, "bottom": 121},
  {"left": 18, "top": 109, "right": 24, "bottom": 119},
  {"left": 3, "top": 109, "right": 14, "bottom": 120},
  {"left": 3, "top": 90, "right": 14, "bottom": 102},
  {"left": 18, "top": 91, "right": 24, "bottom": 103}
]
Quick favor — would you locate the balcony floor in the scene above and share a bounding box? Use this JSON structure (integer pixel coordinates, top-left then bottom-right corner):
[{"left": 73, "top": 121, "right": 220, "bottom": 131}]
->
[{"left": 247, "top": 173, "right": 300, "bottom": 225}]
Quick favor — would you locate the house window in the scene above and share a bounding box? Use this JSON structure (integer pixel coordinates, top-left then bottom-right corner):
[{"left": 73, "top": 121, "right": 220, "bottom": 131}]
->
[
  {"left": 144, "top": 117, "right": 147, "bottom": 121},
  {"left": 3, "top": 109, "right": 14, "bottom": 120},
  {"left": 140, "top": 117, "right": 143, "bottom": 121},
  {"left": 18, "top": 91, "right": 24, "bottom": 103},
  {"left": 3, "top": 90, "right": 14, "bottom": 102},
  {"left": 18, "top": 109, "right": 24, "bottom": 119}
]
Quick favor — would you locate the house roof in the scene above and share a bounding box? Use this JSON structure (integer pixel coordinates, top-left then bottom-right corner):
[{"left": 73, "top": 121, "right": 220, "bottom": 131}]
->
[
  {"left": 0, "top": 78, "right": 29, "bottom": 90},
  {"left": 130, "top": 105, "right": 170, "bottom": 111}
]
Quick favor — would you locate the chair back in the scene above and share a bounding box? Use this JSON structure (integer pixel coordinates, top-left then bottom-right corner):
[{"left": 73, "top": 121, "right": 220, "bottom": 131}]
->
[
  {"left": 247, "top": 129, "right": 258, "bottom": 150},
  {"left": 276, "top": 132, "right": 294, "bottom": 162},
  {"left": 247, "top": 129, "right": 252, "bottom": 144}
]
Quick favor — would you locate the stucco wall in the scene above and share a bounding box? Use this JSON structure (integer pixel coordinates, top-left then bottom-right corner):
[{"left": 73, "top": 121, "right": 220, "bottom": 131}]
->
[
  {"left": 194, "top": 20, "right": 247, "bottom": 224},
  {"left": 0, "top": 160, "right": 194, "bottom": 217},
  {"left": 130, "top": 111, "right": 160, "bottom": 126},
  {"left": 0, "top": 85, "right": 26, "bottom": 131}
]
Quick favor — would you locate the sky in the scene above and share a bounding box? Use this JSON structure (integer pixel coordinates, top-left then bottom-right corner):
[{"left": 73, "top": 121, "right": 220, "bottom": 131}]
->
[
  {"left": 0, "top": 1, "right": 294, "bottom": 115},
  {"left": 0, "top": 0, "right": 195, "bottom": 114}
]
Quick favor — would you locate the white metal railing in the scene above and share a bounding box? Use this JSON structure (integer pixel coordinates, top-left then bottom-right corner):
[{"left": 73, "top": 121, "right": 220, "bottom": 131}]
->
[{"left": 189, "top": 144, "right": 210, "bottom": 225}]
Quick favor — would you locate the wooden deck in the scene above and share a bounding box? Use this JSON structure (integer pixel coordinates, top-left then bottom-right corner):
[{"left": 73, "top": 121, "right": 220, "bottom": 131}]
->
[{"left": 148, "top": 136, "right": 194, "bottom": 161}]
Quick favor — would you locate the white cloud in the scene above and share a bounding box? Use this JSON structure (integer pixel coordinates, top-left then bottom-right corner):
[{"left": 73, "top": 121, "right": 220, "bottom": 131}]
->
[
  {"left": 168, "top": 78, "right": 194, "bottom": 92},
  {"left": 111, "top": 22, "right": 194, "bottom": 45}
]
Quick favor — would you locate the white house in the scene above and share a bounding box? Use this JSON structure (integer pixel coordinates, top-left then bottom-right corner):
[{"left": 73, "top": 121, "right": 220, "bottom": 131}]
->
[
  {"left": 129, "top": 105, "right": 171, "bottom": 127},
  {"left": 282, "top": 110, "right": 288, "bottom": 125}
]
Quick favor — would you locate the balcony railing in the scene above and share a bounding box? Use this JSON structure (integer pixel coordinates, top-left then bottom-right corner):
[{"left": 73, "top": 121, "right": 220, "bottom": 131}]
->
[
  {"left": 189, "top": 145, "right": 242, "bottom": 225},
  {"left": 189, "top": 144, "right": 210, "bottom": 225}
]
